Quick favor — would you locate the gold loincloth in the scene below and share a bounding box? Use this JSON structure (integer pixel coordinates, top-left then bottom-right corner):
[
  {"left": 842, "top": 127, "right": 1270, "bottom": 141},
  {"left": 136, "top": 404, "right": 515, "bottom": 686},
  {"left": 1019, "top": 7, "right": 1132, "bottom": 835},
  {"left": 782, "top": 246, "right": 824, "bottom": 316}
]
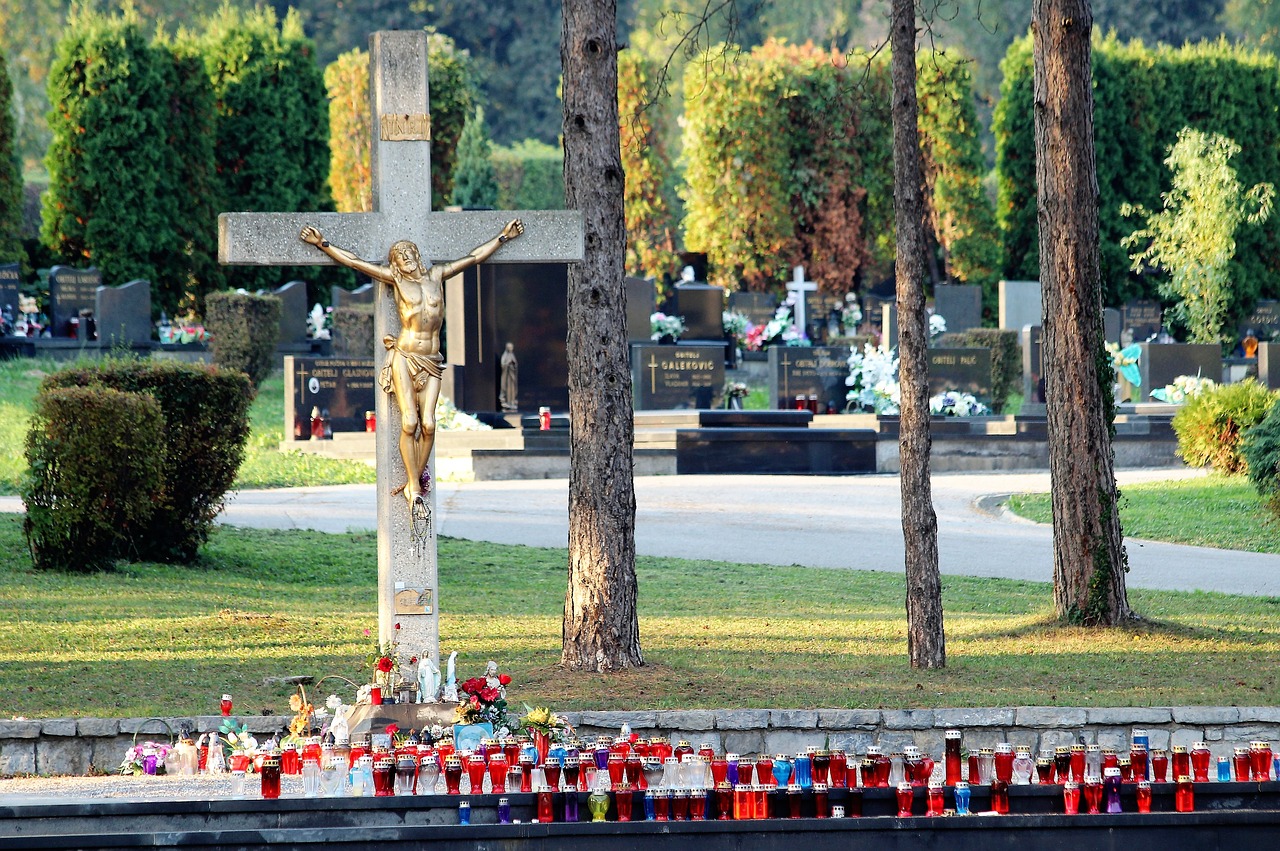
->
[{"left": 381, "top": 335, "right": 444, "bottom": 394}]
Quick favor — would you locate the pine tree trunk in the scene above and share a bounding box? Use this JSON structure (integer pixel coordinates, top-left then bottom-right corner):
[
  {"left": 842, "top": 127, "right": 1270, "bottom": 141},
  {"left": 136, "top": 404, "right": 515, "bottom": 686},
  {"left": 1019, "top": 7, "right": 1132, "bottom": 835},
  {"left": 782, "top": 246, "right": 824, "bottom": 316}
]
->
[
  {"left": 1032, "top": 0, "right": 1132, "bottom": 625},
  {"left": 891, "top": 0, "right": 945, "bottom": 669},
  {"left": 560, "top": 0, "right": 643, "bottom": 671}
]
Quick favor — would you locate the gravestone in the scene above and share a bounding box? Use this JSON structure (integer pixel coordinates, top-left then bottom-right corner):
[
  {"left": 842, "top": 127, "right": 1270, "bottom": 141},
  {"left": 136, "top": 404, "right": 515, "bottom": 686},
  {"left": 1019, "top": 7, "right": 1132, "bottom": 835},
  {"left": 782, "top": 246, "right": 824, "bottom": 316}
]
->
[
  {"left": 48, "top": 266, "right": 102, "bottom": 338},
  {"left": 218, "top": 31, "right": 584, "bottom": 668},
  {"left": 631, "top": 342, "right": 725, "bottom": 409},
  {"left": 0, "top": 264, "right": 18, "bottom": 325},
  {"left": 928, "top": 347, "right": 993, "bottom": 402},
  {"left": 626, "top": 277, "right": 656, "bottom": 343},
  {"left": 95, "top": 279, "right": 152, "bottom": 348},
  {"left": 1240, "top": 300, "right": 1280, "bottom": 340},
  {"left": 274, "top": 280, "right": 310, "bottom": 345},
  {"left": 286, "top": 356, "right": 377, "bottom": 438},
  {"left": 728, "top": 291, "right": 776, "bottom": 329},
  {"left": 1104, "top": 307, "right": 1121, "bottom": 345},
  {"left": 878, "top": 301, "right": 898, "bottom": 351},
  {"left": 672, "top": 280, "right": 724, "bottom": 341},
  {"left": 768, "top": 346, "right": 850, "bottom": 411},
  {"left": 998, "top": 280, "right": 1040, "bottom": 333},
  {"left": 934, "top": 284, "right": 983, "bottom": 334},
  {"left": 1138, "top": 343, "right": 1221, "bottom": 398},
  {"left": 786, "top": 266, "right": 820, "bottom": 342},
  {"left": 1021, "top": 325, "right": 1045, "bottom": 405},
  {"left": 333, "top": 282, "right": 376, "bottom": 308},
  {"left": 444, "top": 262, "right": 569, "bottom": 413},
  {"left": 1259, "top": 342, "right": 1280, "bottom": 389},
  {"left": 1122, "top": 300, "right": 1163, "bottom": 342}
]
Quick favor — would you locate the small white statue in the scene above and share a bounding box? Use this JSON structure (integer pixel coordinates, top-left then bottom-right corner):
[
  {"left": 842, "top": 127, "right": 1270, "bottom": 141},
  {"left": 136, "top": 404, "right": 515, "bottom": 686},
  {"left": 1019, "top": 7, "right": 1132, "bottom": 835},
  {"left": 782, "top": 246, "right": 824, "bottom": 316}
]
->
[
  {"left": 329, "top": 702, "right": 350, "bottom": 744},
  {"left": 485, "top": 660, "right": 506, "bottom": 699},
  {"left": 442, "top": 651, "right": 459, "bottom": 703},
  {"left": 418, "top": 655, "right": 441, "bottom": 703}
]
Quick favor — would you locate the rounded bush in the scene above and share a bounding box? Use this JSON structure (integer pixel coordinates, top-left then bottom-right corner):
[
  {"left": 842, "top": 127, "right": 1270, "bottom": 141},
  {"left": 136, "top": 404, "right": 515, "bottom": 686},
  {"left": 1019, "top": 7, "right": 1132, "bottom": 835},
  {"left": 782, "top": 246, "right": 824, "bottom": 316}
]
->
[
  {"left": 1243, "top": 400, "right": 1280, "bottom": 510},
  {"left": 1172, "top": 379, "right": 1279, "bottom": 474},
  {"left": 41, "top": 359, "right": 253, "bottom": 562},
  {"left": 205, "top": 290, "right": 282, "bottom": 388},
  {"left": 22, "top": 386, "right": 166, "bottom": 572}
]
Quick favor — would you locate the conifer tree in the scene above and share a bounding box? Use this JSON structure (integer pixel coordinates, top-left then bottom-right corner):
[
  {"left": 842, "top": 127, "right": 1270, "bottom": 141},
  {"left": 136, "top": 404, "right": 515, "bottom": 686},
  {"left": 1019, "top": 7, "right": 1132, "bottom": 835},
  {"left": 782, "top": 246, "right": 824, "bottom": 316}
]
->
[
  {"left": 450, "top": 107, "right": 498, "bottom": 209},
  {"left": 0, "top": 51, "right": 23, "bottom": 265}
]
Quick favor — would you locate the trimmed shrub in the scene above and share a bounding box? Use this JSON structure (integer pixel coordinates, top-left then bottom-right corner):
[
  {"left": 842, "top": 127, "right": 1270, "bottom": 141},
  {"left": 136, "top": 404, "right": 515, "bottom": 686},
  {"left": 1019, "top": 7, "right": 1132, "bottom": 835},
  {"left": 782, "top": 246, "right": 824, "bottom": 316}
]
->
[
  {"left": 23, "top": 386, "right": 166, "bottom": 572},
  {"left": 0, "top": 50, "right": 22, "bottom": 266},
  {"left": 936, "top": 328, "right": 1020, "bottom": 413},
  {"left": 41, "top": 360, "right": 253, "bottom": 562},
  {"left": 332, "top": 304, "right": 375, "bottom": 356},
  {"left": 1172, "top": 379, "right": 1279, "bottom": 474},
  {"left": 492, "top": 139, "right": 565, "bottom": 210},
  {"left": 205, "top": 291, "right": 282, "bottom": 389},
  {"left": 1243, "top": 400, "right": 1280, "bottom": 513}
]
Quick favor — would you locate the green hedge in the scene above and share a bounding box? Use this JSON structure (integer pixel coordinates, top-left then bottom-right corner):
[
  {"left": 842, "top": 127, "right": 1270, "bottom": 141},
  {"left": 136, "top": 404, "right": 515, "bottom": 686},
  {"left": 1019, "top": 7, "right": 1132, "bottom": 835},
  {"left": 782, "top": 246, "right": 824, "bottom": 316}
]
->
[
  {"left": 936, "top": 328, "right": 1020, "bottom": 413},
  {"left": 1172, "top": 379, "right": 1279, "bottom": 474},
  {"left": 23, "top": 386, "right": 166, "bottom": 572},
  {"left": 205, "top": 290, "right": 282, "bottom": 389},
  {"left": 1243, "top": 399, "right": 1280, "bottom": 515},
  {"left": 40, "top": 360, "right": 253, "bottom": 562},
  {"left": 492, "top": 139, "right": 565, "bottom": 210},
  {"left": 995, "top": 35, "right": 1280, "bottom": 325}
]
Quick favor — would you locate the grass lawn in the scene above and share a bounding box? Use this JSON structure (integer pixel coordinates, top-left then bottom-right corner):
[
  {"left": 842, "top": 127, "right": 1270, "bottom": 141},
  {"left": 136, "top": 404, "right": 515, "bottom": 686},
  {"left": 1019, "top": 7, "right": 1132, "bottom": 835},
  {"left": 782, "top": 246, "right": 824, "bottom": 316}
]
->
[
  {"left": 1006, "top": 475, "right": 1279, "bottom": 554},
  {"left": 1, "top": 513, "right": 1278, "bottom": 719}
]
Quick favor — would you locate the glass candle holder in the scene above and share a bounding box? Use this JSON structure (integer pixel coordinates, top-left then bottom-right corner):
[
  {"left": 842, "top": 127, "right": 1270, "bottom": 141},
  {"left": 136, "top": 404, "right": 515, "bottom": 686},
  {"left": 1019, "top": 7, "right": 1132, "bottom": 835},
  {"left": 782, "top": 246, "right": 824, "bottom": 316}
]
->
[
  {"left": 772, "top": 755, "right": 792, "bottom": 788},
  {"left": 826, "top": 752, "right": 845, "bottom": 788},
  {"left": 1118, "top": 757, "right": 1132, "bottom": 783},
  {"left": 977, "top": 748, "right": 995, "bottom": 786},
  {"left": 1104, "top": 767, "right": 1123, "bottom": 813},
  {"left": 1102, "top": 748, "right": 1118, "bottom": 772},
  {"left": 281, "top": 743, "right": 300, "bottom": 776},
  {"left": 888, "top": 753, "right": 905, "bottom": 787},
  {"left": 587, "top": 788, "right": 610, "bottom": 822},
  {"left": 944, "top": 730, "right": 963, "bottom": 785},
  {"left": 1225, "top": 754, "right": 1239, "bottom": 783},
  {"left": 260, "top": 755, "right": 281, "bottom": 800},
  {"left": 607, "top": 753, "right": 626, "bottom": 789},
  {"left": 1190, "top": 743, "right": 1211, "bottom": 783},
  {"left": 896, "top": 782, "right": 914, "bottom": 817},
  {"left": 926, "top": 781, "right": 945, "bottom": 816},
  {"left": 625, "top": 754, "right": 644, "bottom": 789},
  {"left": 786, "top": 784, "right": 803, "bottom": 819},
  {"left": 1036, "top": 757, "right": 1055, "bottom": 785},
  {"left": 1175, "top": 775, "right": 1195, "bottom": 812},
  {"left": 564, "top": 755, "right": 582, "bottom": 791},
  {"left": 1070, "top": 745, "right": 1086, "bottom": 783},
  {"left": 757, "top": 755, "right": 776, "bottom": 787},
  {"left": 994, "top": 743, "right": 1014, "bottom": 784},
  {"left": 668, "top": 789, "right": 686, "bottom": 821},
  {"left": 544, "top": 760, "right": 563, "bottom": 792},
  {"left": 653, "top": 787, "right": 670, "bottom": 821},
  {"left": 1136, "top": 780, "right": 1152, "bottom": 813},
  {"left": 1062, "top": 781, "right": 1080, "bottom": 815},
  {"left": 564, "top": 788, "right": 580, "bottom": 822},
  {"left": 1152, "top": 749, "right": 1170, "bottom": 783},
  {"left": 536, "top": 787, "right": 555, "bottom": 823},
  {"left": 737, "top": 759, "right": 755, "bottom": 786},
  {"left": 617, "top": 788, "right": 635, "bottom": 822},
  {"left": 497, "top": 796, "right": 512, "bottom": 824},
  {"left": 487, "top": 753, "right": 508, "bottom": 793},
  {"left": 1054, "top": 747, "right": 1072, "bottom": 783},
  {"left": 465, "top": 755, "right": 486, "bottom": 794},
  {"left": 643, "top": 758, "right": 664, "bottom": 791},
  {"left": 444, "top": 756, "right": 463, "bottom": 795},
  {"left": 847, "top": 786, "right": 864, "bottom": 817},
  {"left": 1251, "top": 741, "right": 1273, "bottom": 781},
  {"left": 395, "top": 757, "right": 416, "bottom": 796},
  {"left": 457, "top": 799, "right": 470, "bottom": 825},
  {"left": 1086, "top": 745, "right": 1102, "bottom": 778},
  {"left": 221, "top": 694, "right": 233, "bottom": 716},
  {"left": 1013, "top": 746, "right": 1034, "bottom": 785},
  {"left": 793, "top": 754, "right": 813, "bottom": 789},
  {"left": 953, "top": 781, "right": 971, "bottom": 815},
  {"left": 716, "top": 783, "right": 733, "bottom": 820},
  {"left": 690, "top": 789, "right": 708, "bottom": 821},
  {"left": 990, "top": 779, "right": 1010, "bottom": 815},
  {"left": 813, "top": 782, "right": 829, "bottom": 818},
  {"left": 320, "top": 758, "right": 345, "bottom": 797},
  {"left": 812, "top": 751, "right": 831, "bottom": 785},
  {"left": 1171, "top": 746, "right": 1190, "bottom": 781},
  {"left": 373, "top": 757, "right": 395, "bottom": 797},
  {"left": 1083, "top": 775, "right": 1103, "bottom": 814}
]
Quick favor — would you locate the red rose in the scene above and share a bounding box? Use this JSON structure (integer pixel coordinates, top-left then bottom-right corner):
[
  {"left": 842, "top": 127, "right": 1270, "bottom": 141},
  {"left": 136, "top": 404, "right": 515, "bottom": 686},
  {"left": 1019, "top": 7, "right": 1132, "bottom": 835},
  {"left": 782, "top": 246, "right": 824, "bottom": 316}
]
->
[
  {"left": 385, "top": 724, "right": 399, "bottom": 735},
  {"left": 480, "top": 687, "right": 499, "bottom": 703},
  {"left": 498, "top": 674, "right": 511, "bottom": 686},
  {"left": 470, "top": 695, "right": 481, "bottom": 708},
  {"left": 376, "top": 657, "right": 394, "bottom": 673},
  {"left": 394, "top": 622, "right": 401, "bottom": 630},
  {"left": 409, "top": 656, "right": 418, "bottom": 665}
]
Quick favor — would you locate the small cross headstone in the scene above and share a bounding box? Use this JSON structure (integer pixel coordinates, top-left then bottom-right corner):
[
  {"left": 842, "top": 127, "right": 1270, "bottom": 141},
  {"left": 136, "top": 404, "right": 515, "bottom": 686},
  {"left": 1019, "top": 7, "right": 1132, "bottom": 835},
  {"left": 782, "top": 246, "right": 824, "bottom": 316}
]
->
[
  {"left": 787, "top": 266, "right": 819, "bottom": 342},
  {"left": 218, "top": 31, "right": 583, "bottom": 669}
]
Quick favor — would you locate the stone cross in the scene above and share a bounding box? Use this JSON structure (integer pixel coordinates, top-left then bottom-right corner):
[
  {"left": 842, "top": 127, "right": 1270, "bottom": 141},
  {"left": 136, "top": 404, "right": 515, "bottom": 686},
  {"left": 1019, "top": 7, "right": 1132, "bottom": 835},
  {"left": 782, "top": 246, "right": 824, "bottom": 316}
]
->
[
  {"left": 218, "top": 31, "right": 583, "bottom": 673},
  {"left": 787, "top": 266, "right": 818, "bottom": 342}
]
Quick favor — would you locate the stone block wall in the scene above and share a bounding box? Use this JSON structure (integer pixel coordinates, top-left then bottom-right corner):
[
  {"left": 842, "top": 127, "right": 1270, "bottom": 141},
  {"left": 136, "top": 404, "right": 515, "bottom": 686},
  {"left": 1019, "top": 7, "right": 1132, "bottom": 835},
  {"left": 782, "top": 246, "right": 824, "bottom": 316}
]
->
[{"left": 3, "top": 707, "right": 1279, "bottom": 776}]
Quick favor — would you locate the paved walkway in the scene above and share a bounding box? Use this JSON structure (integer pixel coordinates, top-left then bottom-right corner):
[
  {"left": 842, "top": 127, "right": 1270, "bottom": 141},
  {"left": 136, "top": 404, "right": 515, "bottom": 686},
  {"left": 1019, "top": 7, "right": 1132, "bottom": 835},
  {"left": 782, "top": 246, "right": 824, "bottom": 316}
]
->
[{"left": 3, "top": 467, "right": 1273, "bottom": 596}]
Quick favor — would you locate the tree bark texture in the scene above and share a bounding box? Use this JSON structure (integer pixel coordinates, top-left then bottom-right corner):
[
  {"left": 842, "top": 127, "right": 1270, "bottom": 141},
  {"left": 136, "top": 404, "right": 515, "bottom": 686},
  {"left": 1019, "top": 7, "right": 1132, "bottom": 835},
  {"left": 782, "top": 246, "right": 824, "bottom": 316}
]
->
[
  {"left": 560, "top": 0, "right": 643, "bottom": 671},
  {"left": 1032, "top": 0, "right": 1131, "bottom": 625},
  {"left": 891, "top": 0, "right": 945, "bottom": 669}
]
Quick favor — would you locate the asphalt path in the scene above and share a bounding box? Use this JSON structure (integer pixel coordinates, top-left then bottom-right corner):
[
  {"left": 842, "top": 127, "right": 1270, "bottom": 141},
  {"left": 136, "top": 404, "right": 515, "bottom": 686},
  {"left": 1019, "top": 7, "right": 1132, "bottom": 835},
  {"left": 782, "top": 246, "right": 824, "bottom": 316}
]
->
[{"left": 202, "top": 467, "right": 1280, "bottom": 597}]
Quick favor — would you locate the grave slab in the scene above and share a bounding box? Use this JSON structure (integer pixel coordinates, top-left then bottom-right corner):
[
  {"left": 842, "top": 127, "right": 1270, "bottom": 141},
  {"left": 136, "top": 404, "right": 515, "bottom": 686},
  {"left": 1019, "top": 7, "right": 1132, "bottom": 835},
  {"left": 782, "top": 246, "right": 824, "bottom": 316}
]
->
[{"left": 631, "top": 342, "right": 725, "bottom": 409}]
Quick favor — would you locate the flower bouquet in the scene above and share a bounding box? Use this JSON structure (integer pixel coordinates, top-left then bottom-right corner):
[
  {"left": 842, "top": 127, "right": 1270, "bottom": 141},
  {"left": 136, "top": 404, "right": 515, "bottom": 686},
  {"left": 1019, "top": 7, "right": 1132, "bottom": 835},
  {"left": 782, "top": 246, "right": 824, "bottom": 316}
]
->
[
  {"left": 119, "top": 741, "right": 172, "bottom": 775},
  {"left": 454, "top": 673, "right": 510, "bottom": 729},
  {"left": 1151, "top": 374, "right": 1215, "bottom": 404},
  {"left": 929, "top": 390, "right": 990, "bottom": 417},
  {"left": 650, "top": 312, "right": 686, "bottom": 342},
  {"left": 521, "top": 704, "right": 575, "bottom": 764}
]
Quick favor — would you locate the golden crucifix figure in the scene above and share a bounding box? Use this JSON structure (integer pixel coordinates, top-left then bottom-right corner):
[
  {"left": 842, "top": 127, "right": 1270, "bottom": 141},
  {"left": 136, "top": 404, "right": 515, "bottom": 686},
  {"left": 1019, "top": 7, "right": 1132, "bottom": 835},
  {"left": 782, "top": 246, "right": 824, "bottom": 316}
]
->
[{"left": 300, "top": 220, "right": 524, "bottom": 516}]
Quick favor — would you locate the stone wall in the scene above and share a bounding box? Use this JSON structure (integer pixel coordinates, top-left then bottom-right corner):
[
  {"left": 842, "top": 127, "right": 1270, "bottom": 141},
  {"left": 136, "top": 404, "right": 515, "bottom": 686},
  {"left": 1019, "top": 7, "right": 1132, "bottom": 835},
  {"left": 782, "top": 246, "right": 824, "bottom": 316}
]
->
[{"left": 3, "top": 707, "right": 1279, "bottom": 776}]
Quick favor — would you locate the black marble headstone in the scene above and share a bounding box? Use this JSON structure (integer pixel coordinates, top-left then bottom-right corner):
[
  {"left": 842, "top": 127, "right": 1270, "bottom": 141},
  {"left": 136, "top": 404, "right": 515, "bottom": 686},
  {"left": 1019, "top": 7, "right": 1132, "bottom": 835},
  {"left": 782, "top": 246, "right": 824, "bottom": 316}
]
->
[
  {"left": 1240, "top": 300, "right": 1280, "bottom": 339},
  {"left": 96, "top": 279, "right": 152, "bottom": 347},
  {"left": 445, "top": 262, "right": 569, "bottom": 413},
  {"left": 934, "top": 284, "right": 983, "bottom": 334},
  {"left": 286, "top": 356, "right": 377, "bottom": 438},
  {"left": 0, "top": 263, "right": 18, "bottom": 323},
  {"left": 48, "top": 265, "right": 102, "bottom": 338},
  {"left": 626, "top": 277, "right": 656, "bottom": 343},
  {"left": 274, "top": 280, "right": 310, "bottom": 344},
  {"left": 1122, "top": 300, "right": 1163, "bottom": 342},
  {"left": 928, "top": 347, "right": 993, "bottom": 401},
  {"left": 768, "top": 345, "right": 850, "bottom": 410},
  {"left": 1104, "top": 307, "right": 1122, "bottom": 345},
  {"left": 1259, "top": 342, "right": 1280, "bottom": 389},
  {"left": 1138, "top": 343, "right": 1221, "bottom": 398},
  {"left": 631, "top": 342, "right": 725, "bottom": 409},
  {"left": 672, "top": 282, "right": 725, "bottom": 341},
  {"left": 727, "top": 291, "right": 776, "bottom": 329}
]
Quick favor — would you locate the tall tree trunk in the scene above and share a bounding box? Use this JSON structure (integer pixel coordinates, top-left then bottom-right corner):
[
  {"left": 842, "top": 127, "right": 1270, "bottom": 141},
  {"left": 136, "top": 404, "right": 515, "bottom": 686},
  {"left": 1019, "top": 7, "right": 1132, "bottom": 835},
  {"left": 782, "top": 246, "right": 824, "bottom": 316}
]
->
[
  {"left": 1032, "top": 0, "right": 1132, "bottom": 625},
  {"left": 561, "top": 0, "right": 643, "bottom": 671},
  {"left": 891, "top": 0, "right": 945, "bottom": 669}
]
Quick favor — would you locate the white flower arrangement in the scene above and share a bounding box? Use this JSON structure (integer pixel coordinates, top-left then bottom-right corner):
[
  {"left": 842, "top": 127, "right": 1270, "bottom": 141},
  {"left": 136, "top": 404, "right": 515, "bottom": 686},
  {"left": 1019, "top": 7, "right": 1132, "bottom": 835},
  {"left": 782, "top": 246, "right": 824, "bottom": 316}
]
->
[
  {"left": 845, "top": 343, "right": 901, "bottom": 414},
  {"left": 1150, "top": 374, "right": 1216, "bottom": 404},
  {"left": 722, "top": 310, "right": 751, "bottom": 338},
  {"left": 841, "top": 293, "right": 863, "bottom": 336},
  {"left": 307, "top": 303, "right": 333, "bottom": 340},
  {"left": 929, "top": 390, "right": 991, "bottom": 417},
  {"left": 929, "top": 313, "right": 947, "bottom": 342},
  {"left": 650, "top": 312, "right": 687, "bottom": 341},
  {"left": 436, "top": 395, "right": 492, "bottom": 431}
]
